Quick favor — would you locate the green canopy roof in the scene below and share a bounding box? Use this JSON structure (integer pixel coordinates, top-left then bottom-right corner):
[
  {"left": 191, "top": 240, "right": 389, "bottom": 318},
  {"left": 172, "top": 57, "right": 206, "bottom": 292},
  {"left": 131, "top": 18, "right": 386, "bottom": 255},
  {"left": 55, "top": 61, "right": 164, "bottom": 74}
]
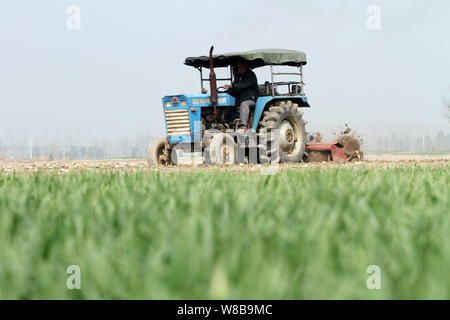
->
[{"left": 184, "top": 48, "right": 307, "bottom": 69}]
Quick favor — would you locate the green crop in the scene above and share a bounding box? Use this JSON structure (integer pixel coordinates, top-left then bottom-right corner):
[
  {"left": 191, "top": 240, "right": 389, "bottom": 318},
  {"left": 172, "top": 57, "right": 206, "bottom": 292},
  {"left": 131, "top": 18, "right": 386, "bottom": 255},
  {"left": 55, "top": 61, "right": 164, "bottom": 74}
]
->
[{"left": 0, "top": 165, "right": 449, "bottom": 299}]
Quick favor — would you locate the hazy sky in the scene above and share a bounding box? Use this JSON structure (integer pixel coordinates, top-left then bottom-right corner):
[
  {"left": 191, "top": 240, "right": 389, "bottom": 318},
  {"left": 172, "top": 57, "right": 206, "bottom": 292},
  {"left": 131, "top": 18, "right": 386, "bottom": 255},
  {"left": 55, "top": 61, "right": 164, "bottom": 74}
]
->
[{"left": 1, "top": 0, "right": 449, "bottom": 144}]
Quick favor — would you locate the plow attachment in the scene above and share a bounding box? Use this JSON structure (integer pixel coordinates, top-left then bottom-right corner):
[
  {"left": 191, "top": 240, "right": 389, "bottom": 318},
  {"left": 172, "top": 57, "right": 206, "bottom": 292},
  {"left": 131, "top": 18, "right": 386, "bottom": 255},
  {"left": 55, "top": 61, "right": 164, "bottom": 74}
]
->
[{"left": 305, "top": 142, "right": 363, "bottom": 162}]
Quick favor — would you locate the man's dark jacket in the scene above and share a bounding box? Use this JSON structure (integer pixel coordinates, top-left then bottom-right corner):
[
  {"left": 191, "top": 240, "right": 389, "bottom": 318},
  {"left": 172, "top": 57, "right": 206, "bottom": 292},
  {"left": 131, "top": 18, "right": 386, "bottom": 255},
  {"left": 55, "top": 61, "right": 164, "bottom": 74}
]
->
[{"left": 226, "top": 70, "right": 259, "bottom": 105}]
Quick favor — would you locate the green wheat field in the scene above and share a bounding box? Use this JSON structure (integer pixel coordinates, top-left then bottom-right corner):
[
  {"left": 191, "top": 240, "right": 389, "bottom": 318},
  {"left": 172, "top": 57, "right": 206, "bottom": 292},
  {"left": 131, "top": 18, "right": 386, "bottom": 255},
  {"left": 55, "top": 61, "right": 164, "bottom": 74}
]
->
[{"left": 0, "top": 165, "right": 449, "bottom": 299}]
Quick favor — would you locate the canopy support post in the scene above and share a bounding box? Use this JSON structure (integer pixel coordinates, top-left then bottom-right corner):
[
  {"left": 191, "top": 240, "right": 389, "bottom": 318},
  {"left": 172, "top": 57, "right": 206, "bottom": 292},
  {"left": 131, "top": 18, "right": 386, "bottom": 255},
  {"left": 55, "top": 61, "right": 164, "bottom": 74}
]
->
[
  {"left": 230, "top": 65, "right": 233, "bottom": 83},
  {"left": 299, "top": 65, "right": 304, "bottom": 95},
  {"left": 270, "top": 65, "right": 275, "bottom": 96},
  {"left": 198, "top": 67, "right": 205, "bottom": 94}
]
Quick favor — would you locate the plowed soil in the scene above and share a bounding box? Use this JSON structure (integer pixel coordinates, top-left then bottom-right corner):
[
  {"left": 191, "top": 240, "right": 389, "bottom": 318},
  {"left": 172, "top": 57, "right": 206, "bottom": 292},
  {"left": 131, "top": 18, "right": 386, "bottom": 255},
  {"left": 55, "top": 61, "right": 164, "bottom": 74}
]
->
[{"left": 1, "top": 154, "right": 449, "bottom": 174}]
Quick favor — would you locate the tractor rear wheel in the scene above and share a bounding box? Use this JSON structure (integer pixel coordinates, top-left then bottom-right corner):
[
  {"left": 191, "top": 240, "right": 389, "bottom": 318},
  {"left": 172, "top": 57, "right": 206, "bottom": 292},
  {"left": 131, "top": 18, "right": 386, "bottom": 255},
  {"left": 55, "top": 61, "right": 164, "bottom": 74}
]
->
[
  {"left": 258, "top": 100, "right": 307, "bottom": 163},
  {"left": 147, "top": 138, "right": 170, "bottom": 166}
]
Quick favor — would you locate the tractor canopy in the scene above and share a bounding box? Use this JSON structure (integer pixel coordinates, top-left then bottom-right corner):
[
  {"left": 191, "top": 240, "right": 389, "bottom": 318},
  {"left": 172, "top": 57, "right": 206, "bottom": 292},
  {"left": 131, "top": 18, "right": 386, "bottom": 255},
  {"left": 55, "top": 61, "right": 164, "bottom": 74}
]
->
[{"left": 184, "top": 48, "right": 307, "bottom": 69}]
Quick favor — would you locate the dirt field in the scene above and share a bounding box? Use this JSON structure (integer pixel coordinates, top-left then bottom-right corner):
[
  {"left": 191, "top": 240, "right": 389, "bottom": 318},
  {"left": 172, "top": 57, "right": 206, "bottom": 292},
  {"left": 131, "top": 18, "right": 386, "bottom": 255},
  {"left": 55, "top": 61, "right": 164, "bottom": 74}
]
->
[{"left": 1, "top": 154, "right": 449, "bottom": 174}]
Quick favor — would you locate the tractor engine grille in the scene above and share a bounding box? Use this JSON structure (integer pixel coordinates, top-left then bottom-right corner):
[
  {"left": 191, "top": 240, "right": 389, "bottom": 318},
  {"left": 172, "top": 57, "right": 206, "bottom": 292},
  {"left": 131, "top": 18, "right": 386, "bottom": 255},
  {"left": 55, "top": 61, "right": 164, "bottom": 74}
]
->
[{"left": 165, "top": 109, "right": 191, "bottom": 136}]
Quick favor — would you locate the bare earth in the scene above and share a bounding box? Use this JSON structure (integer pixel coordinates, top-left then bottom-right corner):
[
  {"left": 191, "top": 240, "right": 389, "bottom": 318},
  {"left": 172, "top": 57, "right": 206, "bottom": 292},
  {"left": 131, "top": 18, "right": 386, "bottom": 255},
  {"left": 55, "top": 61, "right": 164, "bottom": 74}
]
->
[{"left": 0, "top": 154, "right": 449, "bottom": 174}]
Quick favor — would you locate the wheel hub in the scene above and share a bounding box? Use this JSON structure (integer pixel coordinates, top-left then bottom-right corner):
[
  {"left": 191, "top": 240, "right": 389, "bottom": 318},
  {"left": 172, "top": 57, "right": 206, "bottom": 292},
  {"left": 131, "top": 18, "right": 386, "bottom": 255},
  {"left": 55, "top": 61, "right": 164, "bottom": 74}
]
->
[
  {"left": 222, "top": 145, "right": 230, "bottom": 161},
  {"left": 279, "top": 120, "right": 295, "bottom": 152}
]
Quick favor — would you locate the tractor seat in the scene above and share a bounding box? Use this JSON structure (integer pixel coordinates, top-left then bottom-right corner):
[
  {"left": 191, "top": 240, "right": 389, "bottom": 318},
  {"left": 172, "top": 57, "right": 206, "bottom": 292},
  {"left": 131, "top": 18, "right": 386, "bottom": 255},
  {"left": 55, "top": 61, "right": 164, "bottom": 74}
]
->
[{"left": 258, "top": 81, "right": 277, "bottom": 96}]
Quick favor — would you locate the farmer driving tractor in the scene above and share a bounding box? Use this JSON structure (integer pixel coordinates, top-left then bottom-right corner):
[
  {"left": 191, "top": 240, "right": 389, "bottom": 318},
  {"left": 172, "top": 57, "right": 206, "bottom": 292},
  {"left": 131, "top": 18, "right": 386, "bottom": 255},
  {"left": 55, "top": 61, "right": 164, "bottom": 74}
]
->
[
  {"left": 147, "top": 47, "right": 363, "bottom": 166},
  {"left": 224, "top": 61, "right": 259, "bottom": 133}
]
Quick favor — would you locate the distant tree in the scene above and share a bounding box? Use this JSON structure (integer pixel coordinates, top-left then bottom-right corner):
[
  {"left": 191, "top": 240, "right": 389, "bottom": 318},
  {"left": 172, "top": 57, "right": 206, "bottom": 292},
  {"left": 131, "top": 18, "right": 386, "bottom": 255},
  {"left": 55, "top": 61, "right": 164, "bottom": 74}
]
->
[
  {"left": 80, "top": 146, "right": 87, "bottom": 159},
  {"left": 65, "top": 146, "right": 80, "bottom": 160},
  {"left": 374, "top": 138, "right": 384, "bottom": 151},
  {"left": 414, "top": 136, "right": 423, "bottom": 153},
  {"left": 438, "top": 132, "right": 450, "bottom": 151},
  {"left": 447, "top": 133, "right": 450, "bottom": 150},
  {"left": 0, "top": 140, "right": 6, "bottom": 158},
  {"left": 424, "top": 135, "right": 434, "bottom": 152},
  {"left": 383, "top": 138, "right": 389, "bottom": 151},
  {"left": 404, "top": 136, "right": 412, "bottom": 152},
  {"left": 32, "top": 146, "right": 41, "bottom": 159},
  {"left": 442, "top": 91, "right": 450, "bottom": 121},
  {"left": 436, "top": 131, "right": 445, "bottom": 151}
]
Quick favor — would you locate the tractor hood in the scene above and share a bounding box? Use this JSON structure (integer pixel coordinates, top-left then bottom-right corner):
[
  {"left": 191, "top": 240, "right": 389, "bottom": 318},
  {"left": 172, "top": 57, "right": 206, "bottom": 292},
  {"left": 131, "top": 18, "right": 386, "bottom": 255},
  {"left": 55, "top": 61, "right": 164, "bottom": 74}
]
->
[{"left": 162, "top": 93, "right": 235, "bottom": 107}]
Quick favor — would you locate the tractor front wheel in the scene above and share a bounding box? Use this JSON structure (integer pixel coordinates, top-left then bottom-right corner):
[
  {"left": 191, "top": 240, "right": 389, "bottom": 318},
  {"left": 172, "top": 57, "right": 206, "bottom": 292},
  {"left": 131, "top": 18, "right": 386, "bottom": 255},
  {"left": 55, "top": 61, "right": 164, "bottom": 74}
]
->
[
  {"left": 209, "top": 133, "right": 237, "bottom": 165},
  {"left": 147, "top": 138, "right": 170, "bottom": 166}
]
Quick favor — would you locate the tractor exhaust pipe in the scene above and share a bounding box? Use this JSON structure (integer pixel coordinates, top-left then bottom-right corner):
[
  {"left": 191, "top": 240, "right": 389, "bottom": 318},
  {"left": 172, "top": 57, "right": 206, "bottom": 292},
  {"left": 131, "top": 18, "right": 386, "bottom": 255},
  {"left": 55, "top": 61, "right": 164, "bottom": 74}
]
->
[{"left": 209, "top": 46, "right": 218, "bottom": 118}]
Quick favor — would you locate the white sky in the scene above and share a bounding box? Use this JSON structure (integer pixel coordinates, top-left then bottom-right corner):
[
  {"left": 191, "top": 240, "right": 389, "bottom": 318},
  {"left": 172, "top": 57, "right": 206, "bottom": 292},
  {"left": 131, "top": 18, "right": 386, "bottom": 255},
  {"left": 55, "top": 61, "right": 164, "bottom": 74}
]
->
[{"left": 0, "top": 0, "right": 449, "bottom": 144}]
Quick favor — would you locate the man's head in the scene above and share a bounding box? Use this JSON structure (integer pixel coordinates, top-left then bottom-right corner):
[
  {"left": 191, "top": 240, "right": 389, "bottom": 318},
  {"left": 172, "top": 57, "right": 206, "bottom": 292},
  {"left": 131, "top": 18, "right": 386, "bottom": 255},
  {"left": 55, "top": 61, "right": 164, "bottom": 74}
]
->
[{"left": 237, "top": 61, "right": 249, "bottom": 75}]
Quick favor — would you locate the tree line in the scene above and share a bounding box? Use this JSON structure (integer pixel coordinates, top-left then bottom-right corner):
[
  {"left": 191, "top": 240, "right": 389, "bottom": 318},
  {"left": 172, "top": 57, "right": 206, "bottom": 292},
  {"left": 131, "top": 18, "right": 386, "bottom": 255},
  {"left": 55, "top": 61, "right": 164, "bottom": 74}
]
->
[
  {"left": 366, "top": 131, "right": 450, "bottom": 153},
  {"left": 0, "top": 131, "right": 449, "bottom": 160}
]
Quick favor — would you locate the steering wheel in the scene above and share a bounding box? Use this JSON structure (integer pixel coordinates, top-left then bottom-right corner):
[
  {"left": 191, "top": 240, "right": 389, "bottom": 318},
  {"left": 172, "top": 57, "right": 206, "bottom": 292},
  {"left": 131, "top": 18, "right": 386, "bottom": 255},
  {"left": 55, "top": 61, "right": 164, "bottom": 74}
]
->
[
  {"left": 217, "top": 86, "right": 228, "bottom": 93},
  {"left": 217, "top": 86, "right": 227, "bottom": 94}
]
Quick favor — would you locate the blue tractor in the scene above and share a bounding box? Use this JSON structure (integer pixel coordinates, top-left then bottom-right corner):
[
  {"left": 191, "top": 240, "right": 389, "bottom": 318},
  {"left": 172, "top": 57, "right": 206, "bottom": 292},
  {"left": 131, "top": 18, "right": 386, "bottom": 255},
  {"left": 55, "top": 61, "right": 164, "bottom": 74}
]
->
[{"left": 147, "top": 48, "right": 311, "bottom": 166}]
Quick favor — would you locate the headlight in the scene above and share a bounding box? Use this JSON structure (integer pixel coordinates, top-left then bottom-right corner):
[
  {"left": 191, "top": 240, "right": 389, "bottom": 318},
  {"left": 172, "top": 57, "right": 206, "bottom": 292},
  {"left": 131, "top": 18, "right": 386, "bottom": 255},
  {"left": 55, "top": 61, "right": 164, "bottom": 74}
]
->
[
  {"left": 180, "top": 100, "right": 188, "bottom": 106},
  {"left": 218, "top": 97, "right": 227, "bottom": 104},
  {"left": 165, "top": 101, "right": 172, "bottom": 108}
]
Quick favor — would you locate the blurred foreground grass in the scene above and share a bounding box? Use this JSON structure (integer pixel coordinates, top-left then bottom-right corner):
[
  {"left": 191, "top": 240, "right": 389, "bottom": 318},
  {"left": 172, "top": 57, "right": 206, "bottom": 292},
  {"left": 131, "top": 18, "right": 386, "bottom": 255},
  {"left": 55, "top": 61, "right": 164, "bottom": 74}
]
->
[{"left": 0, "top": 165, "right": 449, "bottom": 299}]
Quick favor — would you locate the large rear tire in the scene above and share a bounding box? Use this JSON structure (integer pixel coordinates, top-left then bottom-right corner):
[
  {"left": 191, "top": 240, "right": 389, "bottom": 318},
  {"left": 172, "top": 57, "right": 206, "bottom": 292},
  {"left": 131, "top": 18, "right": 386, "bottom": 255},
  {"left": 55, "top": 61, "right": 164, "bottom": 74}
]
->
[
  {"left": 258, "top": 100, "right": 307, "bottom": 163},
  {"left": 147, "top": 138, "right": 170, "bottom": 166}
]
